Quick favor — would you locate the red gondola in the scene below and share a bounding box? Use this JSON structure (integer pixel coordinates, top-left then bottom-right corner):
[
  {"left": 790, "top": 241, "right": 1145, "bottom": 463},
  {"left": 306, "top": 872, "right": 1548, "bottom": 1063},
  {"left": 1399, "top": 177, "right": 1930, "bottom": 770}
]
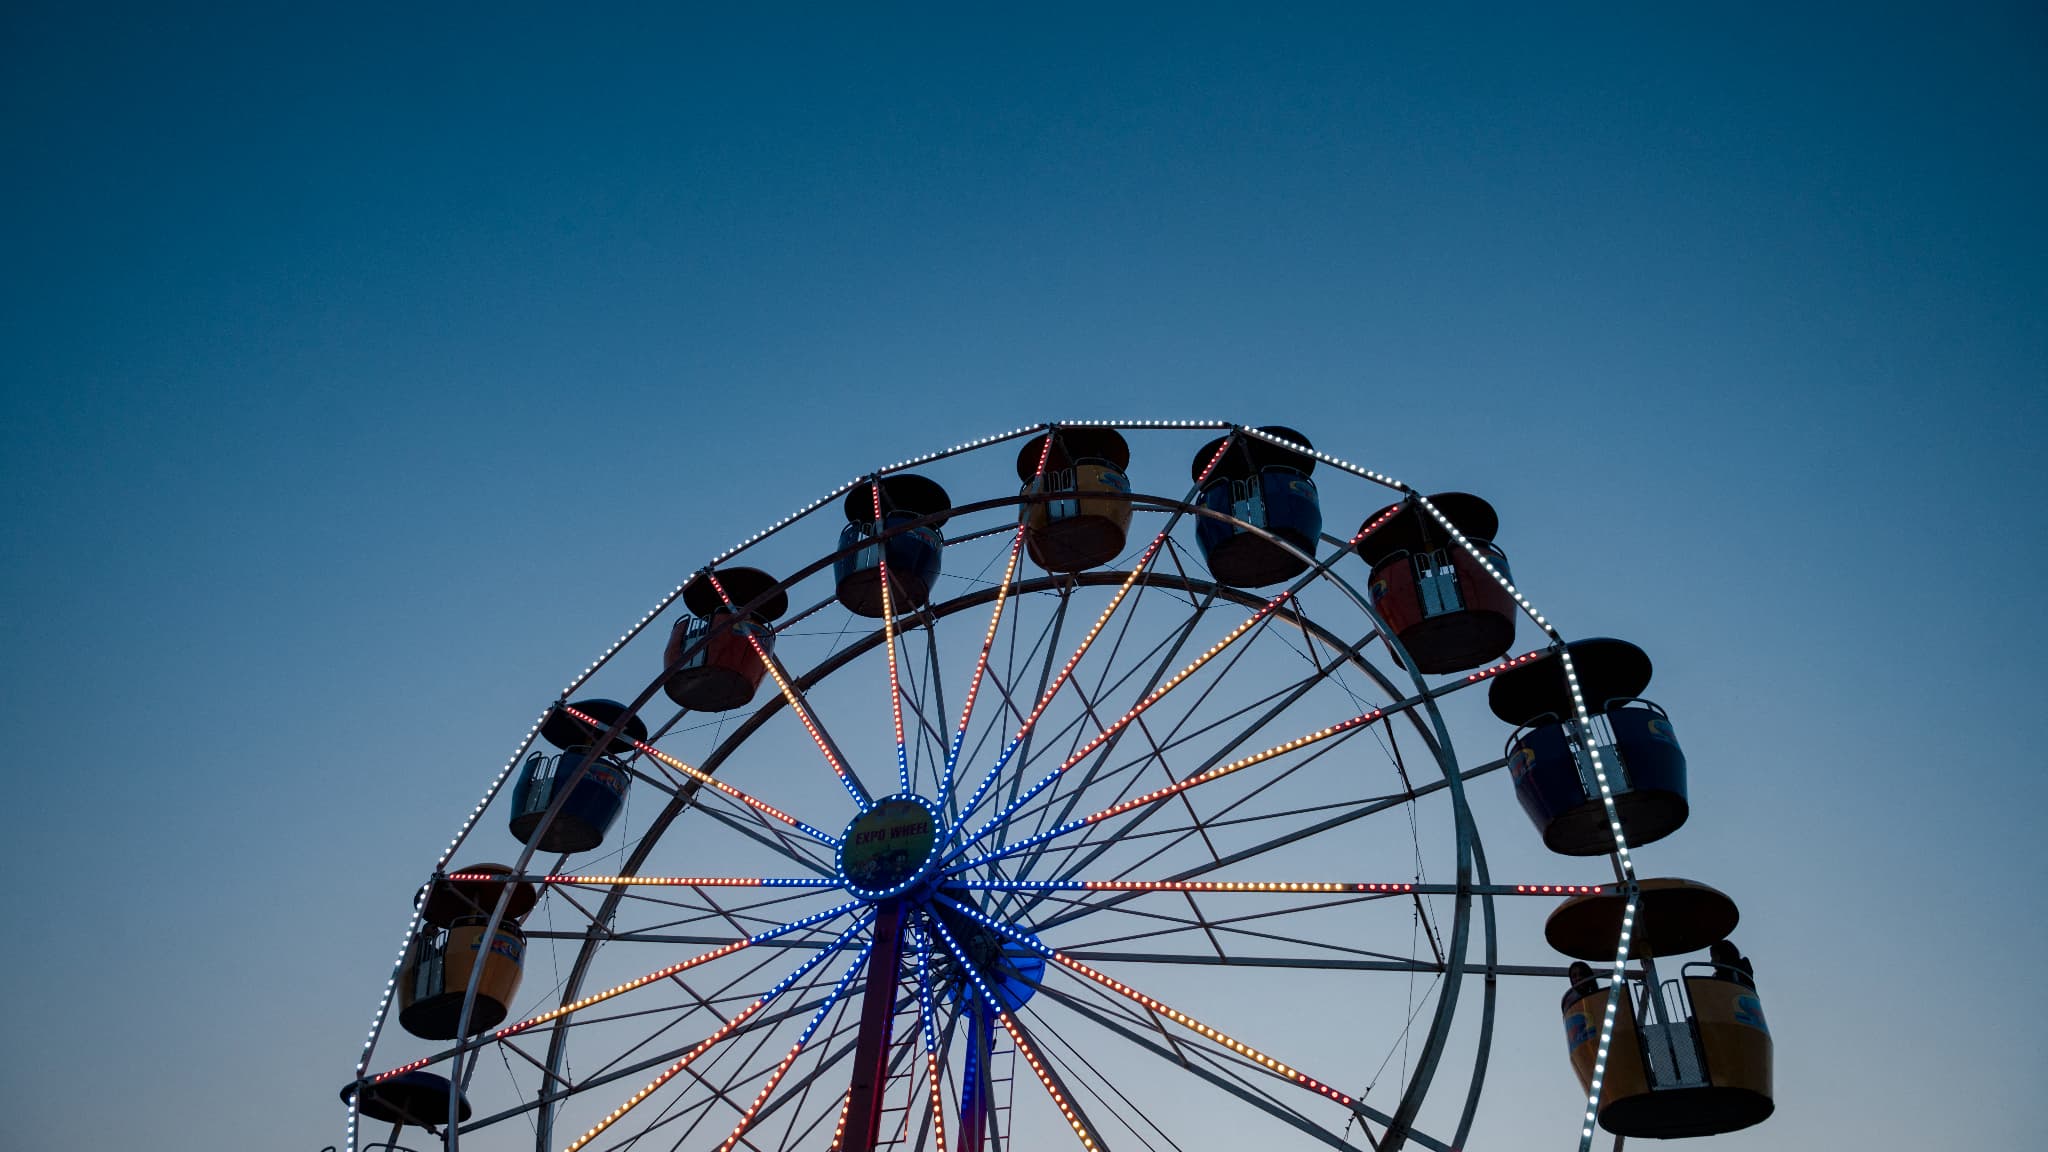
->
[
  {"left": 1355, "top": 493, "right": 1517, "bottom": 674},
  {"left": 663, "top": 567, "right": 789, "bottom": 712}
]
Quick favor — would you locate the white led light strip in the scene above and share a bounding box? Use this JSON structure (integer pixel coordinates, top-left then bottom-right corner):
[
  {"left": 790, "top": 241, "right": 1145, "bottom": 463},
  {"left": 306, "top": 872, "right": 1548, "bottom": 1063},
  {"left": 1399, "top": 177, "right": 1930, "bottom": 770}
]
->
[
  {"left": 350, "top": 421, "right": 1648, "bottom": 1152},
  {"left": 1400, "top": 486, "right": 1642, "bottom": 1152}
]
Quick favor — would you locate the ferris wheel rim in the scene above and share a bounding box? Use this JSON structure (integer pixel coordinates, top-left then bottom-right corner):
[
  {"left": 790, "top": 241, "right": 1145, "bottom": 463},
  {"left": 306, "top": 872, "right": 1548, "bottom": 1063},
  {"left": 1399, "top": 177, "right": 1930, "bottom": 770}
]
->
[{"left": 349, "top": 424, "right": 1549, "bottom": 1152}]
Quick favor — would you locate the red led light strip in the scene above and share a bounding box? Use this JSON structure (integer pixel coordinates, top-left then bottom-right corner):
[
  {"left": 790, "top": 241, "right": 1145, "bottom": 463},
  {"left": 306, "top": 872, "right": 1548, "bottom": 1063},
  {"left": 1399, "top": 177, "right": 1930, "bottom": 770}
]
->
[
  {"left": 703, "top": 570, "right": 865, "bottom": 803},
  {"left": 1462, "top": 647, "right": 1547, "bottom": 683},
  {"left": 997, "top": 1011, "right": 1101, "bottom": 1151},
  {"left": 535, "top": 875, "right": 832, "bottom": 888},
  {"left": 371, "top": 1055, "right": 432, "bottom": 1081},
  {"left": 562, "top": 706, "right": 829, "bottom": 841},
  {"left": 1355, "top": 501, "right": 1403, "bottom": 542}
]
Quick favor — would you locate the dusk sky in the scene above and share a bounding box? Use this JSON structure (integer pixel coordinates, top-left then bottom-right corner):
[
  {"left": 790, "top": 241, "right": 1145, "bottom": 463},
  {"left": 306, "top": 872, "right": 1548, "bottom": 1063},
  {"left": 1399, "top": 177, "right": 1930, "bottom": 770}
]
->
[{"left": 4, "top": 5, "right": 2043, "bottom": 1151}]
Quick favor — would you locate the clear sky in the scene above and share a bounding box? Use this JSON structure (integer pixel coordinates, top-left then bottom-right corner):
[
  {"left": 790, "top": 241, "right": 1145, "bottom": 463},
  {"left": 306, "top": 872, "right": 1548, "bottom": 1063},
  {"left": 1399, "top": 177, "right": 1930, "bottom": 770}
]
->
[{"left": 4, "top": 4, "right": 2044, "bottom": 1150}]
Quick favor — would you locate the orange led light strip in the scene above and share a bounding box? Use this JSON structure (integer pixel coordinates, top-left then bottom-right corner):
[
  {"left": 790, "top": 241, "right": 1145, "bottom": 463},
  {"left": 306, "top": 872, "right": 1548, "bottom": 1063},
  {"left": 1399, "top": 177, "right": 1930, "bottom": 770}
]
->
[
  {"left": 915, "top": 921, "right": 949, "bottom": 1152},
  {"left": 561, "top": 706, "right": 839, "bottom": 844},
  {"left": 826, "top": 1090, "right": 853, "bottom": 1151},
  {"left": 1046, "top": 951, "right": 1355, "bottom": 1107},
  {"left": 965, "top": 493, "right": 1418, "bottom": 851},
  {"left": 715, "top": 1043, "right": 806, "bottom": 1152},
  {"left": 1079, "top": 707, "right": 1384, "bottom": 824},
  {"left": 953, "top": 435, "right": 1237, "bottom": 834},
  {"left": 703, "top": 569, "right": 868, "bottom": 806},
  {"left": 950, "top": 704, "right": 1383, "bottom": 872},
  {"left": 871, "top": 481, "right": 910, "bottom": 795},
  {"left": 925, "top": 1049, "right": 948, "bottom": 1151},
  {"left": 563, "top": 998, "right": 768, "bottom": 1152},
  {"left": 940, "top": 432, "right": 1051, "bottom": 806},
  {"left": 998, "top": 1011, "right": 1100, "bottom": 1151},
  {"left": 367, "top": 902, "right": 860, "bottom": 1086},
  {"left": 712, "top": 939, "right": 875, "bottom": 1152},
  {"left": 563, "top": 927, "right": 872, "bottom": 1152},
  {"left": 937, "top": 898, "right": 1356, "bottom": 1112}
]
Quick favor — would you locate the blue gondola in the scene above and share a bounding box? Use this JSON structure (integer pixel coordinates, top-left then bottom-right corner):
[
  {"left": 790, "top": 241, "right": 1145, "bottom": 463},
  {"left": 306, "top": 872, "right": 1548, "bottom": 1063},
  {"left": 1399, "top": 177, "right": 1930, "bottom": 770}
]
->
[
  {"left": 508, "top": 699, "right": 647, "bottom": 853},
  {"left": 835, "top": 474, "right": 952, "bottom": 617},
  {"left": 1489, "top": 639, "right": 1689, "bottom": 855},
  {"left": 1190, "top": 426, "right": 1322, "bottom": 588}
]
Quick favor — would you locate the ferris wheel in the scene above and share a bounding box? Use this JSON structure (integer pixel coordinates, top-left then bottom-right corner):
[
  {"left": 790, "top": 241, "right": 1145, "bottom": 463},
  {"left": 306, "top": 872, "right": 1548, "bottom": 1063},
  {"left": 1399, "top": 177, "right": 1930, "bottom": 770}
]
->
[{"left": 340, "top": 422, "right": 1774, "bottom": 1152}]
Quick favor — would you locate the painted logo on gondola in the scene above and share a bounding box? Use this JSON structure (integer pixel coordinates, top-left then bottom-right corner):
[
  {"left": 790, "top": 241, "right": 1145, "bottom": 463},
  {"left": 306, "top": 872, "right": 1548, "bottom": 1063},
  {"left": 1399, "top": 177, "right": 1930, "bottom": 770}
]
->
[
  {"left": 1646, "top": 717, "right": 1679, "bottom": 745},
  {"left": 472, "top": 933, "right": 525, "bottom": 964},
  {"left": 1565, "top": 1011, "right": 1597, "bottom": 1051},
  {"left": 1734, "top": 995, "right": 1768, "bottom": 1033},
  {"left": 1509, "top": 746, "right": 1538, "bottom": 783}
]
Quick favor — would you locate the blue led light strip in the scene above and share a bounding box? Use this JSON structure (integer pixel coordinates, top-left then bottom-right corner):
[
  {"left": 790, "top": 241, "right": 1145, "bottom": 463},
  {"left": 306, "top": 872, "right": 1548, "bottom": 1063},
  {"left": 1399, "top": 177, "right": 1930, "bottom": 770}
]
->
[
  {"left": 561, "top": 911, "right": 874, "bottom": 1152},
  {"left": 712, "top": 935, "right": 879, "bottom": 1152}
]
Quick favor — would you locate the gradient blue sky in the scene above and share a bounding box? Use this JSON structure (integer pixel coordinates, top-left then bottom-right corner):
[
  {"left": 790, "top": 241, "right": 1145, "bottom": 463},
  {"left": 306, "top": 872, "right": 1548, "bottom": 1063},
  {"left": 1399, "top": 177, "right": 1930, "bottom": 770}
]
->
[{"left": 4, "top": 4, "right": 2043, "bottom": 1150}]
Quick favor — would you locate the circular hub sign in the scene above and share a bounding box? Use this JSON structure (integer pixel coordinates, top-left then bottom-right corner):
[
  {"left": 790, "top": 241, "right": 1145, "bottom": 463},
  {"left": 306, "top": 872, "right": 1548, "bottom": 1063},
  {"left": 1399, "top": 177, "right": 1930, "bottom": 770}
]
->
[{"left": 838, "top": 796, "right": 941, "bottom": 900}]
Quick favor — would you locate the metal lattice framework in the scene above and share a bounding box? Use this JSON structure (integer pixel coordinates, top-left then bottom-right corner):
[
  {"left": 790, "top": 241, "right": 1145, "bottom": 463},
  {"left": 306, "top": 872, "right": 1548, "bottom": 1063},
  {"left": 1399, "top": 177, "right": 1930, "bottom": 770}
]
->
[{"left": 343, "top": 422, "right": 1650, "bottom": 1152}]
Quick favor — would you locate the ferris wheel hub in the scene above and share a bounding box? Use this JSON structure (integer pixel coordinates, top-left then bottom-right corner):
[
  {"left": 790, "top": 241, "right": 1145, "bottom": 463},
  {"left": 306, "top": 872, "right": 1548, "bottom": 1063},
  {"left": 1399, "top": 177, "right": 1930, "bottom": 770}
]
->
[{"left": 836, "top": 794, "right": 944, "bottom": 902}]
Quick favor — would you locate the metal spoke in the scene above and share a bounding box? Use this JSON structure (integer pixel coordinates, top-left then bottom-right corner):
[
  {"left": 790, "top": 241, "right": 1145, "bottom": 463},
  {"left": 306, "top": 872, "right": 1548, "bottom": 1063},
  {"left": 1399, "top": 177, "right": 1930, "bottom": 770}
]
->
[
  {"left": 701, "top": 569, "right": 873, "bottom": 808},
  {"left": 866, "top": 480, "right": 913, "bottom": 798},
  {"left": 563, "top": 706, "right": 843, "bottom": 847},
  {"left": 951, "top": 438, "right": 1240, "bottom": 844},
  {"left": 938, "top": 430, "right": 1047, "bottom": 816},
  {"left": 345, "top": 425, "right": 1639, "bottom": 1152}
]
